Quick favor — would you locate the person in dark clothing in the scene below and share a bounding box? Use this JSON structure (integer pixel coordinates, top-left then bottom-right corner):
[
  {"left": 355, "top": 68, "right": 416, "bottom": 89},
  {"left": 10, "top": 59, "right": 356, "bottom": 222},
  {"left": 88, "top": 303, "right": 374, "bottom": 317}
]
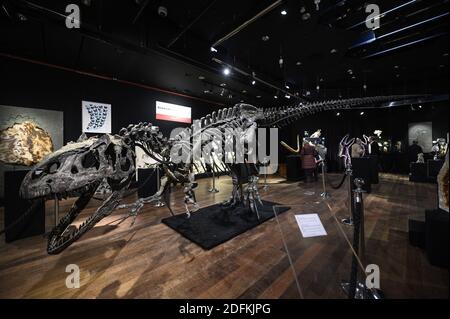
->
[
  {"left": 300, "top": 141, "right": 318, "bottom": 183},
  {"left": 408, "top": 140, "right": 423, "bottom": 164},
  {"left": 367, "top": 136, "right": 380, "bottom": 156}
]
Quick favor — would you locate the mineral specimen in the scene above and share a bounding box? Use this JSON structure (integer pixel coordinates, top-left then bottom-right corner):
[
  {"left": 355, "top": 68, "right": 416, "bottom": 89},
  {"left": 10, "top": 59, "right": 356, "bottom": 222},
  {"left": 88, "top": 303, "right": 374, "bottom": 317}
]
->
[{"left": 0, "top": 121, "right": 54, "bottom": 166}]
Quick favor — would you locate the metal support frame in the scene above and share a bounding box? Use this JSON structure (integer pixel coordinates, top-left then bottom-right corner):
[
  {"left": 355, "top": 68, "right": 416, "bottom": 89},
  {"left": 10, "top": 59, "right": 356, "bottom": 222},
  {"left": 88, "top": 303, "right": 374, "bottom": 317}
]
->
[
  {"left": 54, "top": 195, "right": 59, "bottom": 226},
  {"left": 208, "top": 163, "right": 219, "bottom": 193},
  {"left": 341, "top": 167, "right": 354, "bottom": 226},
  {"left": 320, "top": 161, "right": 330, "bottom": 198},
  {"left": 154, "top": 167, "right": 165, "bottom": 207}
]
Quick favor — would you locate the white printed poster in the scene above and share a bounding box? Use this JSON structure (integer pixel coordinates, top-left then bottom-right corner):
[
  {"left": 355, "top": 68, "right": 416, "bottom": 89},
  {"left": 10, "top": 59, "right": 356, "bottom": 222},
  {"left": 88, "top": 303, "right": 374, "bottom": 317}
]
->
[
  {"left": 82, "top": 101, "right": 112, "bottom": 133},
  {"left": 156, "top": 101, "right": 191, "bottom": 124}
]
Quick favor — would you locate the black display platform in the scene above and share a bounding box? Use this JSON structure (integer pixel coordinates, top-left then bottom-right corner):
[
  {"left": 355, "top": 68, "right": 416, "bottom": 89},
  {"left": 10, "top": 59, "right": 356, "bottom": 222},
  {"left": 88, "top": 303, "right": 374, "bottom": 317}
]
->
[
  {"left": 351, "top": 157, "right": 372, "bottom": 193},
  {"left": 367, "top": 155, "right": 379, "bottom": 184},
  {"left": 286, "top": 155, "right": 304, "bottom": 181},
  {"left": 427, "top": 159, "right": 444, "bottom": 181},
  {"left": 408, "top": 209, "right": 449, "bottom": 268},
  {"left": 161, "top": 201, "right": 290, "bottom": 250},
  {"left": 409, "top": 162, "right": 427, "bottom": 182},
  {"left": 4, "top": 170, "right": 45, "bottom": 242},
  {"left": 136, "top": 168, "right": 158, "bottom": 198},
  {"left": 425, "top": 209, "right": 449, "bottom": 268}
]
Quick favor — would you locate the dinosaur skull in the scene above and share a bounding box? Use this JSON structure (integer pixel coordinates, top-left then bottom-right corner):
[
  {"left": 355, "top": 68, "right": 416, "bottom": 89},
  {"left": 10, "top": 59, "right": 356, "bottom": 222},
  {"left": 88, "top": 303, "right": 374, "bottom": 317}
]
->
[{"left": 20, "top": 134, "right": 135, "bottom": 200}]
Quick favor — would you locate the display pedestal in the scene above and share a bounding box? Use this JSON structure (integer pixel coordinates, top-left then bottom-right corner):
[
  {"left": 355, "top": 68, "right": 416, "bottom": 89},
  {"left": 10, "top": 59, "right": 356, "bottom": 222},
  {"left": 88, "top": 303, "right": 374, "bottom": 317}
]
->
[
  {"left": 286, "top": 155, "right": 304, "bottom": 181},
  {"left": 409, "top": 162, "right": 427, "bottom": 182},
  {"left": 351, "top": 158, "right": 372, "bottom": 193},
  {"left": 408, "top": 209, "right": 449, "bottom": 268},
  {"left": 367, "top": 155, "right": 379, "bottom": 184},
  {"left": 427, "top": 159, "right": 444, "bottom": 182},
  {"left": 425, "top": 209, "right": 449, "bottom": 268},
  {"left": 136, "top": 168, "right": 158, "bottom": 198},
  {"left": 4, "top": 170, "right": 45, "bottom": 242}
]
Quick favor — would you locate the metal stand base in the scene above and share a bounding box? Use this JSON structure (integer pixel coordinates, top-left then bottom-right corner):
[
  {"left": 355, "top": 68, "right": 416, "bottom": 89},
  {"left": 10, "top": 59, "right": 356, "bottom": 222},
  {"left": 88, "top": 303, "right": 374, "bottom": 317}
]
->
[
  {"left": 341, "top": 282, "right": 382, "bottom": 299},
  {"left": 341, "top": 217, "right": 354, "bottom": 226},
  {"left": 154, "top": 201, "right": 165, "bottom": 207},
  {"left": 320, "top": 192, "right": 331, "bottom": 199}
]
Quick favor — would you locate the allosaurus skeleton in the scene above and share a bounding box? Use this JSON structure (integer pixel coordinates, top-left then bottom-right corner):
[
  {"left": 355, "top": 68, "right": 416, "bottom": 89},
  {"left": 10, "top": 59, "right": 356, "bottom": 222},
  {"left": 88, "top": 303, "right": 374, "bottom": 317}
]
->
[{"left": 18, "top": 95, "right": 421, "bottom": 254}]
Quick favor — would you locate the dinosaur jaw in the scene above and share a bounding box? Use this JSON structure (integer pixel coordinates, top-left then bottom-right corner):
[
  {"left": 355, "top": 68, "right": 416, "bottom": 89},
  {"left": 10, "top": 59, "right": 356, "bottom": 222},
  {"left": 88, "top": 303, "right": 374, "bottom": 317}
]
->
[
  {"left": 47, "top": 182, "right": 101, "bottom": 255},
  {"left": 20, "top": 181, "right": 99, "bottom": 201}
]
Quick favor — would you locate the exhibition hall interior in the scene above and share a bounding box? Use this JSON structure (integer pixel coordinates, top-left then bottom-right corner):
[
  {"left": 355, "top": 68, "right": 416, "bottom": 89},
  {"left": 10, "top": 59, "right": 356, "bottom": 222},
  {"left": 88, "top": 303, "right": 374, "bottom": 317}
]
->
[{"left": 0, "top": 0, "right": 448, "bottom": 300}]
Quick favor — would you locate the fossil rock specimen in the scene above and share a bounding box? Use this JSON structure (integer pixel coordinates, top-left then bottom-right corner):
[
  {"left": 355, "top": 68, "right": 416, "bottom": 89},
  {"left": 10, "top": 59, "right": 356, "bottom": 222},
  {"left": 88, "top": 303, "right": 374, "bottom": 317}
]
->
[{"left": 0, "top": 121, "right": 54, "bottom": 166}]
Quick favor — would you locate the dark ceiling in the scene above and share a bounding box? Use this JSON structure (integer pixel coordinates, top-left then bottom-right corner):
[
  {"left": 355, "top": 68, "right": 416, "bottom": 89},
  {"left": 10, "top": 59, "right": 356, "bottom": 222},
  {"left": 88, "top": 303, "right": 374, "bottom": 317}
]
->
[{"left": 0, "top": 0, "right": 448, "bottom": 106}]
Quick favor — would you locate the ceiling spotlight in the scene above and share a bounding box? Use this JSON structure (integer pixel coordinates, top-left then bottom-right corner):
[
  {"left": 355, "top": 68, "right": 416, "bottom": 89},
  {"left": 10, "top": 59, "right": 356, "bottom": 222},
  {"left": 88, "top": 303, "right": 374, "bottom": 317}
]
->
[
  {"left": 316, "top": 85, "right": 320, "bottom": 91},
  {"left": 296, "top": 61, "right": 302, "bottom": 66},
  {"left": 274, "top": 95, "right": 278, "bottom": 99},
  {"left": 285, "top": 84, "right": 290, "bottom": 89},
  {"left": 394, "top": 65, "right": 399, "bottom": 69},
  {"left": 363, "top": 84, "right": 367, "bottom": 90},
  {"left": 256, "top": 95, "right": 262, "bottom": 98},
  {"left": 330, "top": 48, "right": 337, "bottom": 54},
  {"left": 251, "top": 80, "right": 256, "bottom": 85},
  {"left": 17, "top": 13, "right": 27, "bottom": 21},
  {"left": 223, "top": 68, "right": 230, "bottom": 76},
  {"left": 418, "top": 105, "right": 423, "bottom": 109},
  {"left": 360, "top": 111, "right": 365, "bottom": 116},
  {"left": 262, "top": 35, "right": 270, "bottom": 41},
  {"left": 285, "top": 94, "right": 291, "bottom": 99},
  {"left": 336, "top": 112, "right": 341, "bottom": 116},
  {"left": 210, "top": 47, "right": 218, "bottom": 53},
  {"left": 281, "top": 10, "right": 287, "bottom": 15},
  {"left": 347, "top": 69, "right": 353, "bottom": 75}
]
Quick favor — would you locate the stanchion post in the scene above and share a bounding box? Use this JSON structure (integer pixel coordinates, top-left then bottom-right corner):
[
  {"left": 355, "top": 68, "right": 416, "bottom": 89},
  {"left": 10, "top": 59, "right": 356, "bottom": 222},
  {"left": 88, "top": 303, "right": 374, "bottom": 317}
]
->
[{"left": 320, "top": 161, "right": 330, "bottom": 198}]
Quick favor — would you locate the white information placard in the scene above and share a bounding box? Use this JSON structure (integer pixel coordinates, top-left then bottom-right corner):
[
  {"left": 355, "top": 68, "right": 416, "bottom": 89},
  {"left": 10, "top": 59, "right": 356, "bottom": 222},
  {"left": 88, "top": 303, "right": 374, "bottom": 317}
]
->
[
  {"left": 156, "top": 101, "right": 191, "bottom": 124},
  {"left": 295, "top": 214, "right": 327, "bottom": 238}
]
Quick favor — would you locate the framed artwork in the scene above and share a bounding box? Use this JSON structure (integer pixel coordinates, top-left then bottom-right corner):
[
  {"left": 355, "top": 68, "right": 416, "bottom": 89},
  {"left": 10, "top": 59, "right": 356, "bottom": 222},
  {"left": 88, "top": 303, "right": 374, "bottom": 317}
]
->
[
  {"left": 82, "top": 101, "right": 112, "bottom": 133},
  {"left": 408, "top": 122, "right": 433, "bottom": 153}
]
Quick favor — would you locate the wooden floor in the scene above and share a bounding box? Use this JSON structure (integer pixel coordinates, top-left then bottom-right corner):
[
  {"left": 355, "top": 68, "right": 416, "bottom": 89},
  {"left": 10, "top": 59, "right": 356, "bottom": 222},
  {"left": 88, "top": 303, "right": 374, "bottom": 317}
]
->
[{"left": 0, "top": 174, "right": 448, "bottom": 299}]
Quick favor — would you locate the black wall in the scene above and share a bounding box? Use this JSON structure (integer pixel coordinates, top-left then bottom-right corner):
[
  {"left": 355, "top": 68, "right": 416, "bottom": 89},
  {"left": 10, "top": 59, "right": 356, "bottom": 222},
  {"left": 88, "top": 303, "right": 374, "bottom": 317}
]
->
[
  {"left": 280, "top": 102, "right": 449, "bottom": 172},
  {"left": 1, "top": 56, "right": 448, "bottom": 174},
  {"left": 0, "top": 57, "right": 222, "bottom": 143}
]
